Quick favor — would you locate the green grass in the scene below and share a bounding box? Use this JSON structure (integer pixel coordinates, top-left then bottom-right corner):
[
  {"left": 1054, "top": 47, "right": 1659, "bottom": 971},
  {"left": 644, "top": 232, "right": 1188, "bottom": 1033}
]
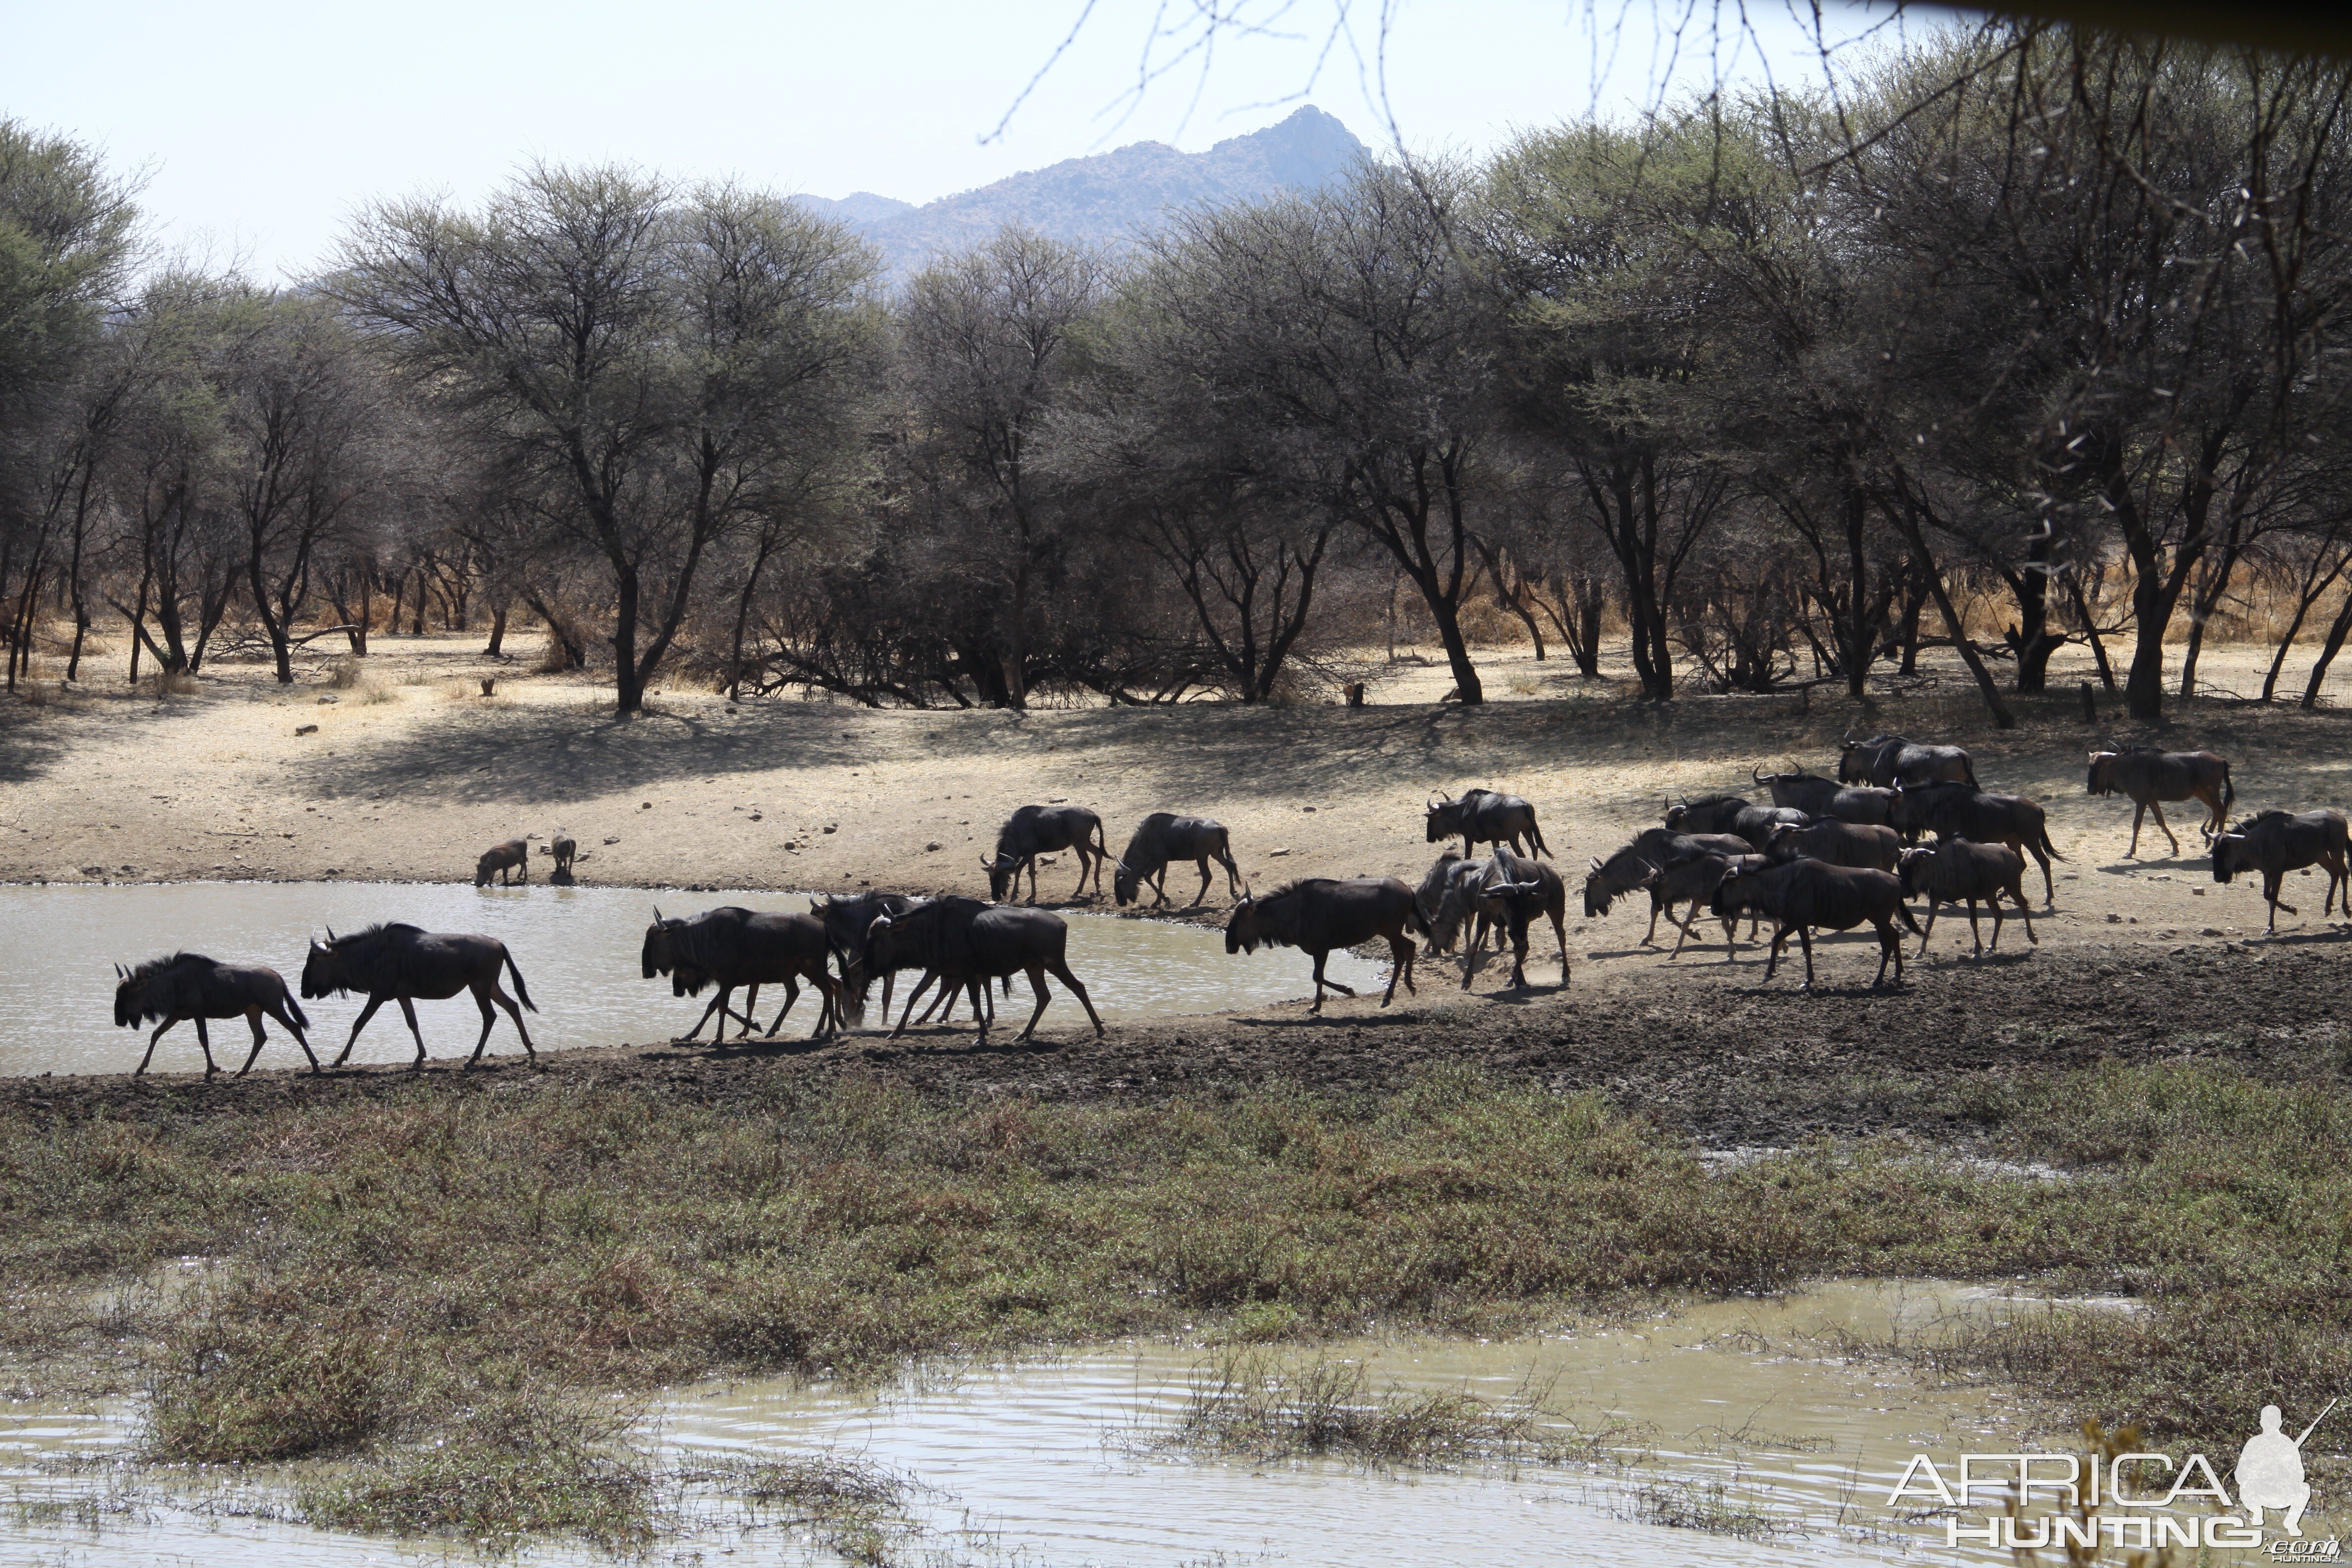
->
[{"left": 2, "top": 1059, "right": 2348, "bottom": 1545}]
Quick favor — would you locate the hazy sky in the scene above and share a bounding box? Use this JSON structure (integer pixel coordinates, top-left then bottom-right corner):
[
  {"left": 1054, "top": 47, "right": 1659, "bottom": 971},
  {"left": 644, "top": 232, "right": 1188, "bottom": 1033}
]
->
[{"left": 3, "top": 0, "right": 1909, "bottom": 281}]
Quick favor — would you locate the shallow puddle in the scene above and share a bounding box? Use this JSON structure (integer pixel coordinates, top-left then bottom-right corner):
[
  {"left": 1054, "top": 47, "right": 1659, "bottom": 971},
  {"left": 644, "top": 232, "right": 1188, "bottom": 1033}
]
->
[
  {"left": 0, "top": 1280, "right": 2190, "bottom": 1567},
  {"left": 0, "top": 881, "right": 1386, "bottom": 1078}
]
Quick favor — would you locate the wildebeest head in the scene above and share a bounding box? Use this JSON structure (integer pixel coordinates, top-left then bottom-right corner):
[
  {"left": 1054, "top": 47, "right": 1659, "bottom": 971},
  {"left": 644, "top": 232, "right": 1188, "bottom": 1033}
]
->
[
  {"left": 300, "top": 929, "right": 348, "bottom": 1001},
  {"left": 1896, "top": 845, "right": 1937, "bottom": 898},
  {"left": 640, "top": 907, "right": 680, "bottom": 979},
  {"left": 980, "top": 852, "right": 1019, "bottom": 902},
  {"left": 1663, "top": 796, "right": 1687, "bottom": 831},
  {"left": 2086, "top": 750, "right": 2120, "bottom": 796},
  {"left": 1423, "top": 794, "right": 1461, "bottom": 844},
  {"left": 2212, "top": 832, "right": 2250, "bottom": 883},
  {"left": 112, "top": 959, "right": 169, "bottom": 1028},
  {"left": 1224, "top": 893, "right": 1262, "bottom": 955},
  {"left": 1113, "top": 860, "right": 1141, "bottom": 906},
  {"left": 1837, "top": 730, "right": 1870, "bottom": 784},
  {"left": 1709, "top": 863, "right": 1766, "bottom": 920}
]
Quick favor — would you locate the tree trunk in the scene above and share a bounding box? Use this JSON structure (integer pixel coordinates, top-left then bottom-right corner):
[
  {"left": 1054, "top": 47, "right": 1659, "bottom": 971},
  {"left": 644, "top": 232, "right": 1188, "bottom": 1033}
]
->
[
  {"left": 612, "top": 566, "right": 644, "bottom": 715},
  {"left": 485, "top": 597, "right": 509, "bottom": 659},
  {"left": 2301, "top": 588, "right": 2352, "bottom": 709}
]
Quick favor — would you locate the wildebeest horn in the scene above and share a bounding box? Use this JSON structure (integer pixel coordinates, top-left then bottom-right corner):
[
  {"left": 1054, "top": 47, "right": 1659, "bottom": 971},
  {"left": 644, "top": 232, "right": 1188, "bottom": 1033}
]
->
[
  {"left": 325, "top": 925, "right": 336, "bottom": 943},
  {"left": 652, "top": 905, "right": 664, "bottom": 924},
  {"left": 1842, "top": 727, "right": 1854, "bottom": 743},
  {"left": 978, "top": 856, "right": 993, "bottom": 870},
  {"left": 114, "top": 962, "right": 126, "bottom": 978},
  {"left": 1588, "top": 856, "right": 1603, "bottom": 871},
  {"left": 1752, "top": 764, "right": 1764, "bottom": 784}
]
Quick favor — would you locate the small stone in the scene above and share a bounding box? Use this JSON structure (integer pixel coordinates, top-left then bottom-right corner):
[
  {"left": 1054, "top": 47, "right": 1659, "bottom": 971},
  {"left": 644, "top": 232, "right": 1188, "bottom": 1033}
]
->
[
  {"left": 822, "top": 825, "right": 836, "bottom": 834},
  {"left": 295, "top": 723, "right": 318, "bottom": 735},
  {"left": 603, "top": 837, "right": 620, "bottom": 845},
  {"left": 1303, "top": 806, "right": 1317, "bottom": 812},
  {"left": 2105, "top": 913, "right": 2121, "bottom": 924},
  {"left": 748, "top": 813, "right": 762, "bottom": 822},
  {"left": 640, "top": 801, "right": 652, "bottom": 810},
  {"left": 2201, "top": 927, "right": 2223, "bottom": 937},
  {"left": 926, "top": 841, "right": 942, "bottom": 852},
  {"left": 1270, "top": 847, "right": 1291, "bottom": 857}
]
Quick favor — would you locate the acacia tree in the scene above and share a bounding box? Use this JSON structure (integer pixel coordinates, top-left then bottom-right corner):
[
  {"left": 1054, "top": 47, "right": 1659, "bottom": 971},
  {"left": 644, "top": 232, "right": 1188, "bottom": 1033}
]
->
[{"left": 334, "top": 166, "right": 878, "bottom": 715}]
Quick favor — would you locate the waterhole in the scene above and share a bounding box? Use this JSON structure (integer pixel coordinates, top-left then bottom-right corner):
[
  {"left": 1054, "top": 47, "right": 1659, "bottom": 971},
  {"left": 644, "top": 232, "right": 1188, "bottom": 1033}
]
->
[
  {"left": 0, "top": 1281, "right": 2137, "bottom": 1566},
  {"left": 0, "top": 882, "right": 1388, "bottom": 1078}
]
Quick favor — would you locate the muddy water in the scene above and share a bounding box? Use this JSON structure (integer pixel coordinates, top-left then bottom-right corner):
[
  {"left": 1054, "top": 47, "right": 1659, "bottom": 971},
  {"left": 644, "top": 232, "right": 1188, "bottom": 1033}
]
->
[
  {"left": 0, "top": 882, "right": 1385, "bottom": 1078},
  {"left": 0, "top": 1281, "right": 2109, "bottom": 1566}
]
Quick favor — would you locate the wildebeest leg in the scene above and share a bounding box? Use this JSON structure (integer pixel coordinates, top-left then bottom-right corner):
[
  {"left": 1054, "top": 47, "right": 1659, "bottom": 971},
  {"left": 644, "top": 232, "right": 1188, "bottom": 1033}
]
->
[
  {"left": 332, "top": 996, "right": 390, "bottom": 1066},
  {"left": 1189, "top": 858, "right": 1212, "bottom": 907},
  {"left": 193, "top": 1016, "right": 219, "bottom": 1076},
  {"left": 2266, "top": 872, "right": 2295, "bottom": 931},
  {"left": 966, "top": 978, "right": 988, "bottom": 1040},
  {"left": 1872, "top": 917, "right": 1898, "bottom": 986},
  {"left": 1044, "top": 957, "right": 1104, "bottom": 1036},
  {"left": 236, "top": 1007, "right": 270, "bottom": 1077},
  {"left": 1551, "top": 908, "right": 1569, "bottom": 984},
  {"left": 136, "top": 1016, "right": 179, "bottom": 1076},
  {"left": 1762, "top": 925, "right": 1789, "bottom": 983},
  {"left": 1383, "top": 933, "right": 1415, "bottom": 1005},
  {"left": 1152, "top": 867, "right": 1170, "bottom": 908},
  {"left": 2151, "top": 800, "right": 2181, "bottom": 856},
  {"left": 1025, "top": 859, "right": 1040, "bottom": 904},
  {"left": 1966, "top": 899, "right": 1984, "bottom": 957},
  {"left": 1217, "top": 848, "right": 1241, "bottom": 899},
  {"left": 1508, "top": 924, "right": 1530, "bottom": 987},
  {"left": 395, "top": 996, "right": 427, "bottom": 1069},
  {"left": 466, "top": 983, "right": 499, "bottom": 1065},
  {"left": 2032, "top": 842, "right": 2054, "bottom": 904},
  {"left": 1070, "top": 850, "right": 1091, "bottom": 902},
  {"left": 1916, "top": 898, "right": 1939, "bottom": 959},
  {"left": 1015, "top": 961, "right": 1054, "bottom": 1040},
  {"left": 677, "top": 986, "right": 728, "bottom": 1041},
  {"left": 891, "top": 975, "right": 936, "bottom": 1037},
  {"left": 263, "top": 999, "right": 320, "bottom": 1072},
  {"left": 1797, "top": 925, "right": 1818, "bottom": 991},
  {"left": 2127, "top": 802, "right": 2145, "bottom": 858},
  {"left": 1641, "top": 891, "right": 1664, "bottom": 946},
  {"left": 1305, "top": 951, "right": 1332, "bottom": 1014}
]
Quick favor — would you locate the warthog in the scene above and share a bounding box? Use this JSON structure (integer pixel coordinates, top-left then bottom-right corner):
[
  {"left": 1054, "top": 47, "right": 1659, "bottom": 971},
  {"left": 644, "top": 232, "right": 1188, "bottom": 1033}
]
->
[
  {"left": 113, "top": 953, "right": 317, "bottom": 1077},
  {"left": 550, "top": 834, "right": 577, "bottom": 884},
  {"left": 1763, "top": 819, "right": 1902, "bottom": 872},
  {"left": 1710, "top": 860, "right": 1920, "bottom": 990},
  {"left": 1837, "top": 732, "right": 1976, "bottom": 789},
  {"left": 2086, "top": 746, "right": 2235, "bottom": 857},
  {"left": 1664, "top": 794, "right": 1811, "bottom": 850},
  {"left": 2212, "top": 809, "right": 2352, "bottom": 934},
  {"left": 983, "top": 805, "right": 1109, "bottom": 903},
  {"left": 1897, "top": 841, "right": 2036, "bottom": 957},
  {"left": 1426, "top": 847, "right": 1567, "bottom": 989},
  {"left": 474, "top": 837, "right": 529, "bottom": 887},
  {"left": 1752, "top": 764, "right": 1897, "bottom": 827},
  {"left": 1425, "top": 789, "right": 1551, "bottom": 859},
  {"left": 1113, "top": 813, "right": 1243, "bottom": 908},
  {"left": 1888, "top": 782, "right": 2062, "bottom": 901},
  {"left": 1225, "top": 877, "right": 1428, "bottom": 1014},
  {"left": 641, "top": 905, "right": 841, "bottom": 1040},
  {"left": 861, "top": 897, "right": 1104, "bottom": 1043},
  {"left": 301, "top": 923, "right": 537, "bottom": 1068}
]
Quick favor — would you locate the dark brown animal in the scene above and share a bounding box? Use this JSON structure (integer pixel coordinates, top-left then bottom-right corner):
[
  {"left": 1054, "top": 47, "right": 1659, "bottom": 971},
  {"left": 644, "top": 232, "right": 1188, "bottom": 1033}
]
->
[
  {"left": 1709, "top": 860, "right": 1920, "bottom": 990},
  {"left": 983, "top": 805, "right": 1110, "bottom": 903},
  {"left": 859, "top": 897, "right": 1104, "bottom": 1043},
  {"left": 1752, "top": 764, "right": 1897, "bottom": 827},
  {"left": 1764, "top": 819, "right": 1902, "bottom": 872},
  {"left": 640, "top": 905, "right": 841, "bottom": 1040},
  {"left": 301, "top": 923, "right": 537, "bottom": 1068},
  {"left": 2086, "top": 747, "right": 2235, "bottom": 857},
  {"left": 1663, "top": 794, "right": 1811, "bottom": 850},
  {"left": 1425, "top": 789, "right": 1550, "bottom": 858},
  {"left": 1582, "top": 828, "right": 1752, "bottom": 942},
  {"left": 1425, "top": 846, "right": 1568, "bottom": 989},
  {"left": 1897, "top": 841, "right": 2036, "bottom": 957},
  {"left": 113, "top": 953, "right": 317, "bottom": 1077},
  {"left": 474, "top": 838, "right": 529, "bottom": 887},
  {"left": 2212, "top": 809, "right": 2352, "bottom": 934},
  {"left": 550, "top": 834, "right": 578, "bottom": 882},
  {"left": 1225, "top": 877, "right": 1428, "bottom": 1014},
  {"left": 1113, "top": 813, "right": 1243, "bottom": 908},
  {"left": 1837, "top": 732, "right": 1976, "bottom": 788},
  {"left": 1888, "top": 782, "right": 2063, "bottom": 902}
]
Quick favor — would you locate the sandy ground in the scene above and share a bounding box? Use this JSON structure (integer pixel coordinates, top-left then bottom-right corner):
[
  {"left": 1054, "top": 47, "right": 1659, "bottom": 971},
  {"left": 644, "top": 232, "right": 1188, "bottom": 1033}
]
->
[{"left": 5, "top": 627, "right": 2352, "bottom": 998}]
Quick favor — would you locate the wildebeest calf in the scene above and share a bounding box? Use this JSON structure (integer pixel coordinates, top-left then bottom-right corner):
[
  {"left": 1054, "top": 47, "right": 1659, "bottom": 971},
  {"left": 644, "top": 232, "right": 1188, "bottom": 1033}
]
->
[
  {"left": 113, "top": 953, "right": 318, "bottom": 1077},
  {"left": 2212, "top": 809, "right": 2352, "bottom": 934},
  {"left": 1710, "top": 860, "right": 1920, "bottom": 990},
  {"left": 1897, "top": 841, "right": 2036, "bottom": 957},
  {"left": 475, "top": 838, "right": 529, "bottom": 887}
]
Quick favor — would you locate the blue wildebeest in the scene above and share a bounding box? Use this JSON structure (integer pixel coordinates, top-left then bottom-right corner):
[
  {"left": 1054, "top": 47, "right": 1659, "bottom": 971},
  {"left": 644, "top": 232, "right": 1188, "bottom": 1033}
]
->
[
  {"left": 2086, "top": 746, "right": 2235, "bottom": 857},
  {"left": 857, "top": 897, "right": 1104, "bottom": 1044},
  {"left": 1897, "top": 841, "right": 2036, "bottom": 957},
  {"left": 1582, "top": 828, "right": 1753, "bottom": 941},
  {"left": 1709, "top": 860, "right": 1920, "bottom": 990},
  {"left": 1640, "top": 850, "right": 1766, "bottom": 960},
  {"left": 814, "top": 891, "right": 920, "bottom": 1022},
  {"left": 2212, "top": 809, "right": 2352, "bottom": 934},
  {"left": 641, "top": 905, "right": 841, "bottom": 1040},
  {"left": 1113, "top": 813, "right": 1243, "bottom": 908},
  {"left": 1425, "top": 846, "right": 1568, "bottom": 989},
  {"left": 1888, "top": 783, "right": 2062, "bottom": 902},
  {"left": 983, "top": 805, "right": 1110, "bottom": 903},
  {"left": 302, "top": 924, "right": 537, "bottom": 1068},
  {"left": 1837, "top": 732, "right": 1976, "bottom": 789},
  {"left": 1763, "top": 819, "right": 1902, "bottom": 873},
  {"left": 1225, "top": 877, "right": 1428, "bottom": 1014},
  {"left": 1752, "top": 764, "right": 1897, "bottom": 827},
  {"left": 1664, "top": 794, "right": 1811, "bottom": 850},
  {"left": 1425, "top": 789, "right": 1551, "bottom": 859},
  {"left": 475, "top": 838, "right": 530, "bottom": 887},
  {"left": 113, "top": 954, "right": 318, "bottom": 1077}
]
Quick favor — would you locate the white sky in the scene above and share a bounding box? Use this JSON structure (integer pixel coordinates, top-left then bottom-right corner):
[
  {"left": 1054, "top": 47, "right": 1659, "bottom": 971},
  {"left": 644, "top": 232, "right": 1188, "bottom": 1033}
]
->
[{"left": 2, "top": 0, "right": 1913, "bottom": 282}]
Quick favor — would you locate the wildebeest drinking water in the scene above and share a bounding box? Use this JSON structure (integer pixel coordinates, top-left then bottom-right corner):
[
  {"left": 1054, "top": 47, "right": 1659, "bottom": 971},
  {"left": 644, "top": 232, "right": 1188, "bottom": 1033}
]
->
[
  {"left": 113, "top": 954, "right": 318, "bottom": 1077},
  {"left": 983, "top": 804, "right": 1110, "bottom": 903},
  {"left": 1425, "top": 789, "right": 1551, "bottom": 859},
  {"left": 2212, "top": 809, "right": 2352, "bottom": 933},
  {"left": 2086, "top": 746, "right": 2235, "bottom": 857},
  {"left": 640, "top": 906, "right": 842, "bottom": 1040},
  {"left": 856, "top": 897, "right": 1104, "bottom": 1044},
  {"left": 1113, "top": 813, "right": 1243, "bottom": 908},
  {"left": 301, "top": 923, "right": 538, "bottom": 1068},
  {"left": 474, "top": 838, "right": 530, "bottom": 887},
  {"left": 1225, "top": 877, "right": 1428, "bottom": 1014}
]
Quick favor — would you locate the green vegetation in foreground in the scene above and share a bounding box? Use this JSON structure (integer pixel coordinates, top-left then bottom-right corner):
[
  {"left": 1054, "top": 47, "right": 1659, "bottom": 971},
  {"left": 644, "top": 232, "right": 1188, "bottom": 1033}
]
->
[{"left": 0, "top": 1060, "right": 2346, "bottom": 1548}]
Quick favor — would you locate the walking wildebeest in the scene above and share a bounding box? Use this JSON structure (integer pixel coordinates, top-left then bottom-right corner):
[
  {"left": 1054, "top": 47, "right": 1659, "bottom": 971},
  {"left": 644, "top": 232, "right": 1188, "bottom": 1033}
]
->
[
  {"left": 550, "top": 833, "right": 578, "bottom": 885},
  {"left": 1582, "top": 828, "right": 1753, "bottom": 941},
  {"left": 1113, "top": 813, "right": 1243, "bottom": 908},
  {"left": 1897, "top": 841, "right": 2037, "bottom": 957},
  {"left": 1752, "top": 764, "right": 1897, "bottom": 827},
  {"left": 2086, "top": 746, "right": 2235, "bottom": 857},
  {"left": 640, "top": 905, "right": 841, "bottom": 1040},
  {"left": 1225, "top": 877, "right": 1428, "bottom": 1014},
  {"left": 2211, "top": 809, "right": 2352, "bottom": 934},
  {"left": 1763, "top": 819, "right": 1902, "bottom": 873},
  {"left": 1710, "top": 860, "right": 1920, "bottom": 990},
  {"left": 113, "top": 953, "right": 317, "bottom": 1077},
  {"left": 1426, "top": 847, "right": 1568, "bottom": 989},
  {"left": 983, "top": 805, "right": 1109, "bottom": 903},
  {"left": 474, "top": 837, "right": 530, "bottom": 887},
  {"left": 1640, "top": 850, "right": 1766, "bottom": 960},
  {"left": 858, "top": 897, "right": 1104, "bottom": 1044},
  {"left": 815, "top": 890, "right": 920, "bottom": 1022},
  {"left": 1425, "top": 788, "right": 1551, "bottom": 859},
  {"left": 1888, "top": 782, "right": 2062, "bottom": 901},
  {"left": 1837, "top": 732, "right": 1976, "bottom": 789},
  {"left": 302, "top": 924, "right": 538, "bottom": 1068},
  {"left": 1664, "top": 794, "right": 1811, "bottom": 850}
]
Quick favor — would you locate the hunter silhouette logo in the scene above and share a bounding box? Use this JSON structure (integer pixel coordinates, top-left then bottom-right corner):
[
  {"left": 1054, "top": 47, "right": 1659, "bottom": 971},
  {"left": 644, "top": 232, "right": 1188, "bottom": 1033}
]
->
[{"left": 2240, "top": 1400, "right": 2333, "bottom": 1537}]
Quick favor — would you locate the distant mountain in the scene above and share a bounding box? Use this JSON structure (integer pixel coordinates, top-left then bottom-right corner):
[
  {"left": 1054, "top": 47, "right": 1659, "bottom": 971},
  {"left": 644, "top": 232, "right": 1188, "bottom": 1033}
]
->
[{"left": 799, "top": 106, "right": 1368, "bottom": 282}]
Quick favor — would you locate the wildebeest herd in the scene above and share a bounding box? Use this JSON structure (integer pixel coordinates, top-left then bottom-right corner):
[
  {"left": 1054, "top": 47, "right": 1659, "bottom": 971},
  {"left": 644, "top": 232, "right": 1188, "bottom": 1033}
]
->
[{"left": 105, "top": 736, "right": 2346, "bottom": 1076}]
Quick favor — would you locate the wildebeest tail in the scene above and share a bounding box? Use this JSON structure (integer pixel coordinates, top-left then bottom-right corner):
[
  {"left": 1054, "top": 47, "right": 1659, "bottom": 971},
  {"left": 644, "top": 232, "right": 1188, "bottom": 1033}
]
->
[
  {"left": 504, "top": 946, "right": 539, "bottom": 1012},
  {"left": 283, "top": 989, "right": 310, "bottom": 1030},
  {"left": 1528, "top": 818, "right": 1552, "bottom": 858},
  {"left": 2222, "top": 762, "right": 2236, "bottom": 815},
  {"left": 2038, "top": 822, "right": 2064, "bottom": 863},
  {"left": 1404, "top": 895, "right": 1433, "bottom": 940},
  {"left": 1895, "top": 900, "right": 1923, "bottom": 935}
]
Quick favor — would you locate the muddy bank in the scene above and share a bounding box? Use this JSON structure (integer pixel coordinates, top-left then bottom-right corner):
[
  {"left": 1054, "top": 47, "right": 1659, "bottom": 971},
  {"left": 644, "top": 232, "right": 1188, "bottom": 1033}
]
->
[{"left": 11, "top": 941, "right": 2343, "bottom": 1148}]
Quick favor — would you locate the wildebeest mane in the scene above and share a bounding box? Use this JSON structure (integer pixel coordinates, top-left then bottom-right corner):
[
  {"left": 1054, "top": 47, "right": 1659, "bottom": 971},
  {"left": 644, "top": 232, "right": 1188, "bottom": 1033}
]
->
[
  {"left": 123, "top": 951, "right": 216, "bottom": 987},
  {"left": 1680, "top": 792, "right": 1746, "bottom": 811}
]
